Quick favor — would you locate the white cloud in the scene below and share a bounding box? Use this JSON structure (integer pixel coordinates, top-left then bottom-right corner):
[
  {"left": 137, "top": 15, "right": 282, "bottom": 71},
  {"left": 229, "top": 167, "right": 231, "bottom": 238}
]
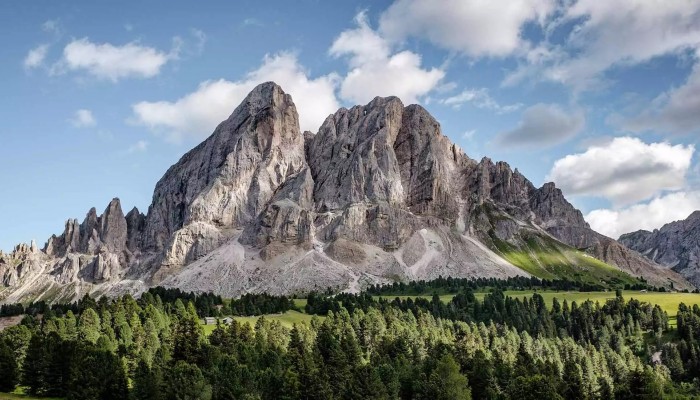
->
[
  {"left": 24, "top": 44, "right": 49, "bottom": 69},
  {"left": 69, "top": 109, "right": 97, "bottom": 128},
  {"left": 54, "top": 38, "right": 175, "bottom": 81},
  {"left": 42, "top": 19, "right": 61, "bottom": 35},
  {"left": 586, "top": 191, "right": 700, "bottom": 239},
  {"left": 131, "top": 52, "right": 339, "bottom": 143},
  {"left": 441, "top": 88, "right": 522, "bottom": 113},
  {"left": 513, "top": 0, "right": 700, "bottom": 88},
  {"left": 548, "top": 137, "right": 694, "bottom": 206},
  {"left": 379, "top": 0, "right": 555, "bottom": 57},
  {"left": 190, "top": 29, "right": 207, "bottom": 54},
  {"left": 496, "top": 103, "right": 584, "bottom": 148},
  {"left": 462, "top": 129, "right": 476, "bottom": 140},
  {"left": 620, "top": 61, "right": 700, "bottom": 135},
  {"left": 330, "top": 12, "right": 444, "bottom": 105},
  {"left": 128, "top": 140, "right": 148, "bottom": 153}
]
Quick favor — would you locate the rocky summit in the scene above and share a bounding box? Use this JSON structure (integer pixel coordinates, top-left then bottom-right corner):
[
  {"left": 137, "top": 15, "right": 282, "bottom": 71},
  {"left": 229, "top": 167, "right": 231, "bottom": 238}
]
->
[
  {"left": 619, "top": 211, "right": 700, "bottom": 288},
  {"left": 0, "top": 82, "right": 692, "bottom": 303}
]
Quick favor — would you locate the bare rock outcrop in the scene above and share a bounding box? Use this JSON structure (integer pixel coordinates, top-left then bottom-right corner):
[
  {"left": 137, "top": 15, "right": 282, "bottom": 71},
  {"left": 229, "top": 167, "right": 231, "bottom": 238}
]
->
[
  {"left": 143, "top": 82, "right": 306, "bottom": 269},
  {"left": 620, "top": 211, "right": 700, "bottom": 287}
]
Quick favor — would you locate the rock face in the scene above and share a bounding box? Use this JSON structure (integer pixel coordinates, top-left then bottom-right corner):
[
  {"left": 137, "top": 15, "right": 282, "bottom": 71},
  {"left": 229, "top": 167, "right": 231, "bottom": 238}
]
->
[
  {"left": 143, "top": 83, "right": 306, "bottom": 267},
  {"left": 0, "top": 82, "right": 692, "bottom": 303},
  {"left": 620, "top": 211, "right": 700, "bottom": 287}
]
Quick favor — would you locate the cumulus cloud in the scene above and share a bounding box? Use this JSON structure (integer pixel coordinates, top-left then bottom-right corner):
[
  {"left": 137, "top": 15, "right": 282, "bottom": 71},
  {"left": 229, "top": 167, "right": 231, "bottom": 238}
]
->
[
  {"left": 548, "top": 137, "right": 694, "bottom": 206},
  {"left": 24, "top": 44, "right": 49, "bottom": 69},
  {"left": 441, "top": 88, "right": 522, "bottom": 113},
  {"left": 69, "top": 109, "right": 97, "bottom": 128},
  {"left": 586, "top": 191, "right": 700, "bottom": 239},
  {"left": 620, "top": 62, "right": 700, "bottom": 135},
  {"left": 330, "top": 12, "right": 444, "bottom": 105},
  {"left": 495, "top": 104, "right": 584, "bottom": 148},
  {"left": 131, "top": 52, "right": 339, "bottom": 143},
  {"left": 379, "top": 0, "right": 555, "bottom": 57},
  {"left": 53, "top": 38, "right": 176, "bottom": 81},
  {"left": 510, "top": 0, "right": 700, "bottom": 88}
]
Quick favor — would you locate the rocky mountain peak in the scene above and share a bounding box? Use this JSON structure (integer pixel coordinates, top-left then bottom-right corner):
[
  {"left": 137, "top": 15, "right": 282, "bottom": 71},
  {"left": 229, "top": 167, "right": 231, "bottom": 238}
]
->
[
  {"left": 619, "top": 210, "right": 700, "bottom": 286},
  {"left": 143, "top": 81, "right": 306, "bottom": 268},
  {"left": 0, "top": 81, "right": 693, "bottom": 303},
  {"left": 687, "top": 210, "right": 700, "bottom": 221},
  {"left": 100, "top": 198, "right": 127, "bottom": 253}
]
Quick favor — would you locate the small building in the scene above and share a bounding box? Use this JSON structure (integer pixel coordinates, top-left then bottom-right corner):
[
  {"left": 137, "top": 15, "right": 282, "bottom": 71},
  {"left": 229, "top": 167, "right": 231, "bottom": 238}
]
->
[{"left": 204, "top": 317, "right": 233, "bottom": 325}]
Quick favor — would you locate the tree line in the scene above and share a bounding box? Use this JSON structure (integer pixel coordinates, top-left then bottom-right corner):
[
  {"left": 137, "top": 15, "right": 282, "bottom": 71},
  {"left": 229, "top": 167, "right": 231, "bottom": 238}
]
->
[{"left": 0, "top": 279, "right": 699, "bottom": 398}]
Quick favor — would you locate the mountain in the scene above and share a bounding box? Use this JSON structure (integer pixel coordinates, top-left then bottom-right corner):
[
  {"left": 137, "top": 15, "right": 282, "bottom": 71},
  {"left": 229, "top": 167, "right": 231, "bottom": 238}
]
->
[
  {"left": 0, "top": 82, "right": 692, "bottom": 303},
  {"left": 619, "top": 211, "right": 700, "bottom": 287}
]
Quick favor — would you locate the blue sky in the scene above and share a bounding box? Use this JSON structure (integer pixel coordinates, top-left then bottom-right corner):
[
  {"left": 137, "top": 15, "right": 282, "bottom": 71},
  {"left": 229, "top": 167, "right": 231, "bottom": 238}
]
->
[{"left": 2, "top": 0, "right": 700, "bottom": 251}]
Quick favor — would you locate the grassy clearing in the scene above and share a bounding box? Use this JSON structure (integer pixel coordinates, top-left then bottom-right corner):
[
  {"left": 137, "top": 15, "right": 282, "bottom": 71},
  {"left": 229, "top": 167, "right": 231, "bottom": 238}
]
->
[
  {"left": 203, "top": 292, "right": 700, "bottom": 334},
  {"left": 293, "top": 298, "right": 307, "bottom": 309},
  {"left": 202, "top": 310, "right": 320, "bottom": 334},
  {"left": 0, "top": 388, "right": 61, "bottom": 400},
  {"left": 377, "top": 291, "right": 700, "bottom": 327}
]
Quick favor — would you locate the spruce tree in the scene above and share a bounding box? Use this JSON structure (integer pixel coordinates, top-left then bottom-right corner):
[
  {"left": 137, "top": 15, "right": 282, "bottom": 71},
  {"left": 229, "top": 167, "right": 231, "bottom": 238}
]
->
[
  {"left": 0, "top": 340, "right": 18, "bottom": 392},
  {"left": 133, "top": 360, "right": 164, "bottom": 400},
  {"left": 22, "top": 334, "right": 46, "bottom": 395},
  {"left": 165, "top": 361, "right": 212, "bottom": 400},
  {"left": 422, "top": 354, "right": 471, "bottom": 400}
]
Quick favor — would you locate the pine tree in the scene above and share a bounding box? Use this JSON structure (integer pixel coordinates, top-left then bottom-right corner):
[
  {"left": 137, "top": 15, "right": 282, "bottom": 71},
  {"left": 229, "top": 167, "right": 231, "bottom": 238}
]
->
[
  {"left": 165, "top": 361, "right": 212, "bottom": 400},
  {"left": 0, "top": 340, "right": 18, "bottom": 392},
  {"left": 422, "top": 354, "right": 471, "bottom": 400},
  {"left": 621, "top": 367, "right": 663, "bottom": 400},
  {"left": 467, "top": 350, "right": 498, "bottom": 399},
  {"left": 22, "top": 334, "right": 46, "bottom": 395},
  {"left": 78, "top": 308, "right": 102, "bottom": 344},
  {"left": 133, "top": 360, "right": 164, "bottom": 400},
  {"left": 173, "top": 314, "right": 203, "bottom": 364},
  {"left": 562, "top": 359, "right": 587, "bottom": 400}
]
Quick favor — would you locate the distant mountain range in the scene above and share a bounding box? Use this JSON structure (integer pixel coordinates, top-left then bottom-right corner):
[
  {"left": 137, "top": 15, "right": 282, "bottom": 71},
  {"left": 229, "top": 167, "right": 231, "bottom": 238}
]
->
[
  {"left": 620, "top": 211, "right": 700, "bottom": 288},
  {"left": 0, "top": 82, "right": 692, "bottom": 303}
]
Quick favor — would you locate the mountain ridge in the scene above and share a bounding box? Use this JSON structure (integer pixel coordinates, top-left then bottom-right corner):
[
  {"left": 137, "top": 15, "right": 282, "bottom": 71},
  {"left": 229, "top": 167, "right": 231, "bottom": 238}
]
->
[
  {"left": 619, "top": 211, "right": 700, "bottom": 287},
  {"left": 0, "top": 82, "right": 691, "bottom": 303}
]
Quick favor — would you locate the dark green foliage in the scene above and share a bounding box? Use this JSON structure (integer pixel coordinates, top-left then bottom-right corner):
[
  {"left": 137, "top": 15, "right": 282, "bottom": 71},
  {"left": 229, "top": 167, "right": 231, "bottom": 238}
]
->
[
  {"left": 165, "top": 361, "right": 212, "bottom": 400},
  {"left": 618, "top": 367, "right": 663, "bottom": 400},
  {"left": 133, "top": 360, "right": 165, "bottom": 400},
  {"left": 173, "top": 313, "right": 203, "bottom": 364},
  {"left": 66, "top": 343, "right": 128, "bottom": 400},
  {"left": 506, "top": 375, "right": 563, "bottom": 400},
  {"left": 420, "top": 354, "right": 471, "bottom": 400},
  {"left": 0, "top": 339, "right": 18, "bottom": 392}
]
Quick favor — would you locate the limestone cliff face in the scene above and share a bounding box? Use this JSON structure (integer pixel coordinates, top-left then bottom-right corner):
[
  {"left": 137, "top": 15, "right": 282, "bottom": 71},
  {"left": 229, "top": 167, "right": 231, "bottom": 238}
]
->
[
  {"left": 620, "top": 212, "right": 700, "bottom": 286},
  {"left": 143, "top": 82, "right": 306, "bottom": 268},
  {"left": 0, "top": 82, "right": 692, "bottom": 303}
]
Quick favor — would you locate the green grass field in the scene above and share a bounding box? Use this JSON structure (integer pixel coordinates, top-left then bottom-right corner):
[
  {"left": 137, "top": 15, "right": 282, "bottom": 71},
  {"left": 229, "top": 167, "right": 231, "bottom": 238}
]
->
[
  {"left": 377, "top": 291, "right": 700, "bottom": 326},
  {"left": 205, "top": 291, "right": 700, "bottom": 334}
]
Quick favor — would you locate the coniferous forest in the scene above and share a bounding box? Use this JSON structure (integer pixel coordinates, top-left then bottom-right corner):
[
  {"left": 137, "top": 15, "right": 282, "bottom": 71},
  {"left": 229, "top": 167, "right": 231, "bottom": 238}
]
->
[{"left": 1, "top": 280, "right": 700, "bottom": 399}]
